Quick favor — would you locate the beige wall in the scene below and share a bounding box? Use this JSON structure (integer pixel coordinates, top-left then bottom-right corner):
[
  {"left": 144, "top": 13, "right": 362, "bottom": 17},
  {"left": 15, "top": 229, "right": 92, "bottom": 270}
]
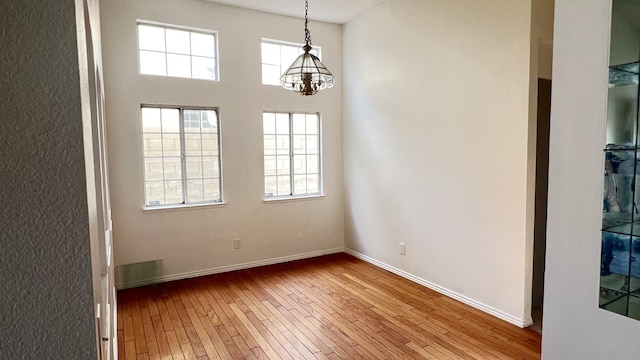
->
[
  {"left": 100, "top": 0, "right": 344, "bottom": 286},
  {"left": 343, "top": 0, "right": 534, "bottom": 326}
]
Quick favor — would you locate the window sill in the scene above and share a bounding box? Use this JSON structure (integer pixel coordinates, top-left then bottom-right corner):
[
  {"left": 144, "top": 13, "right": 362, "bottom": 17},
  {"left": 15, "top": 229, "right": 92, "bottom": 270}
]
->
[
  {"left": 263, "top": 194, "right": 325, "bottom": 204},
  {"left": 142, "top": 202, "right": 226, "bottom": 213}
]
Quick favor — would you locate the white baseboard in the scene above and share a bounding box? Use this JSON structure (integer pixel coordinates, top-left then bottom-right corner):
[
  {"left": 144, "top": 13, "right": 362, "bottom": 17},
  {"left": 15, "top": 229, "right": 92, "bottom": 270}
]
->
[
  {"left": 343, "top": 248, "right": 534, "bottom": 328},
  {"left": 115, "top": 247, "right": 344, "bottom": 290}
]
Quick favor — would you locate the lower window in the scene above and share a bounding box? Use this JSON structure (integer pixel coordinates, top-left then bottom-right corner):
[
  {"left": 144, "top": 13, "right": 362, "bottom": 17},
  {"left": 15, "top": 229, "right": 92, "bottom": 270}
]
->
[
  {"left": 263, "top": 111, "right": 322, "bottom": 198},
  {"left": 141, "top": 105, "right": 222, "bottom": 207}
]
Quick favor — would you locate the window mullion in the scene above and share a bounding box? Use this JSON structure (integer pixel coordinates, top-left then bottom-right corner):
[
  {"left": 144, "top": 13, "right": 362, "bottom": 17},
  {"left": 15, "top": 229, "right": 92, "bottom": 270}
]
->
[
  {"left": 289, "top": 113, "right": 294, "bottom": 196},
  {"left": 179, "top": 109, "right": 188, "bottom": 204}
]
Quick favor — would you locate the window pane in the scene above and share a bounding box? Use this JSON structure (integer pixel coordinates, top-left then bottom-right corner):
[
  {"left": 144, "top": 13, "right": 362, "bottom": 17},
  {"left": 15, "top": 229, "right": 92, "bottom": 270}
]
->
[
  {"left": 138, "top": 24, "right": 217, "bottom": 81},
  {"left": 202, "top": 111, "right": 217, "bottom": 132},
  {"left": 142, "top": 107, "right": 162, "bottom": 132},
  {"left": 293, "top": 175, "right": 307, "bottom": 195},
  {"left": 263, "top": 113, "right": 276, "bottom": 134},
  {"left": 293, "top": 135, "right": 306, "bottom": 155},
  {"left": 143, "top": 133, "right": 163, "bottom": 157},
  {"left": 265, "top": 176, "right": 277, "bottom": 197},
  {"left": 293, "top": 114, "right": 306, "bottom": 134},
  {"left": 166, "top": 28, "right": 190, "bottom": 54},
  {"left": 141, "top": 106, "right": 220, "bottom": 207},
  {"left": 261, "top": 110, "right": 322, "bottom": 199},
  {"left": 276, "top": 135, "right": 290, "bottom": 155},
  {"left": 306, "top": 135, "right": 319, "bottom": 154},
  {"left": 263, "top": 135, "right": 276, "bottom": 155},
  {"left": 164, "top": 180, "right": 183, "bottom": 204},
  {"left": 191, "top": 32, "right": 215, "bottom": 57},
  {"left": 275, "top": 113, "right": 289, "bottom": 134},
  {"left": 261, "top": 42, "right": 280, "bottom": 65},
  {"left": 145, "top": 181, "right": 165, "bottom": 206},
  {"left": 306, "top": 114, "right": 319, "bottom": 135},
  {"left": 163, "top": 157, "right": 182, "bottom": 180},
  {"left": 201, "top": 134, "right": 218, "bottom": 156},
  {"left": 187, "top": 179, "right": 204, "bottom": 203},
  {"left": 306, "top": 174, "right": 319, "bottom": 194},
  {"left": 144, "top": 158, "right": 164, "bottom": 181},
  {"left": 167, "top": 54, "right": 191, "bottom": 78},
  {"left": 262, "top": 64, "right": 281, "bottom": 86},
  {"left": 307, "top": 155, "right": 319, "bottom": 174},
  {"left": 139, "top": 50, "right": 166, "bottom": 76},
  {"left": 162, "top": 134, "right": 181, "bottom": 157},
  {"left": 185, "top": 134, "right": 202, "bottom": 156},
  {"left": 264, "top": 156, "right": 276, "bottom": 176},
  {"left": 293, "top": 155, "right": 306, "bottom": 175},
  {"left": 186, "top": 156, "right": 202, "bottom": 179},
  {"left": 192, "top": 56, "right": 216, "bottom": 80},
  {"left": 203, "top": 178, "right": 220, "bottom": 201},
  {"left": 161, "top": 109, "right": 180, "bottom": 132},
  {"left": 202, "top": 157, "right": 219, "bottom": 178},
  {"left": 138, "top": 25, "right": 165, "bottom": 51},
  {"left": 277, "top": 176, "right": 290, "bottom": 196},
  {"left": 184, "top": 110, "right": 201, "bottom": 132},
  {"left": 276, "top": 155, "right": 290, "bottom": 175}
]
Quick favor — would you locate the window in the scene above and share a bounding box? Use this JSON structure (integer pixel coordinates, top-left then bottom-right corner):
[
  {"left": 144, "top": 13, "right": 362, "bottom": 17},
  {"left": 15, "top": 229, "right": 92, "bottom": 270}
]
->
[
  {"left": 137, "top": 22, "right": 218, "bottom": 80},
  {"left": 142, "top": 106, "right": 222, "bottom": 207},
  {"left": 261, "top": 39, "right": 320, "bottom": 86},
  {"left": 263, "top": 112, "right": 321, "bottom": 198}
]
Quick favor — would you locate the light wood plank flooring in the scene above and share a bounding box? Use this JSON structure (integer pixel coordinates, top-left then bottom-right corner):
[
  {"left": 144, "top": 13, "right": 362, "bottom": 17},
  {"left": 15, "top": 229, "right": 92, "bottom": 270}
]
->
[{"left": 117, "top": 253, "right": 541, "bottom": 359}]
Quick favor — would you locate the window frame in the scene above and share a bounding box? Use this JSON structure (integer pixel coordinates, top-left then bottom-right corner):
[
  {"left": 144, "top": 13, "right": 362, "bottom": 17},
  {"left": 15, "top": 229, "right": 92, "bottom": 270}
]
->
[
  {"left": 141, "top": 104, "right": 224, "bottom": 210},
  {"left": 260, "top": 38, "right": 322, "bottom": 86},
  {"left": 262, "top": 111, "right": 323, "bottom": 201},
  {"left": 136, "top": 20, "right": 220, "bottom": 81}
]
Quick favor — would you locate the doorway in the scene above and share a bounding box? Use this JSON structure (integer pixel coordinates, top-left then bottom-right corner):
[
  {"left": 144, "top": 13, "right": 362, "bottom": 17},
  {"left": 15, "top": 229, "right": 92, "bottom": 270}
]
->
[{"left": 531, "top": 78, "right": 552, "bottom": 333}]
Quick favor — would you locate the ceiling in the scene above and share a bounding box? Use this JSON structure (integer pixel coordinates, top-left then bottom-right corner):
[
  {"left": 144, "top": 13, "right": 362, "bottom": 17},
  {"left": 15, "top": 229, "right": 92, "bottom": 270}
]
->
[{"left": 204, "top": 0, "right": 388, "bottom": 24}]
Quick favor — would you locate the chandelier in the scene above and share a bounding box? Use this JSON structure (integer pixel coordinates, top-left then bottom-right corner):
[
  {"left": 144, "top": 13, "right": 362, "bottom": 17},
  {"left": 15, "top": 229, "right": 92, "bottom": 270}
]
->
[{"left": 280, "top": 0, "right": 334, "bottom": 96}]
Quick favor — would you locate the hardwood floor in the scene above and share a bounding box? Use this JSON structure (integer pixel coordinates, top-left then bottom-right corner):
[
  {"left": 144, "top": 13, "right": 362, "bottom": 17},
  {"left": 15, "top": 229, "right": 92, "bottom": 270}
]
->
[{"left": 117, "top": 253, "right": 541, "bottom": 359}]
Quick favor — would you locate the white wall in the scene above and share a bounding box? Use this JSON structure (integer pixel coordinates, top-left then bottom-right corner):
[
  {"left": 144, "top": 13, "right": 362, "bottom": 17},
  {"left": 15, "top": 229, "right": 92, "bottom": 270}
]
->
[
  {"left": 543, "top": 0, "right": 640, "bottom": 358},
  {"left": 100, "top": 0, "right": 344, "bottom": 286},
  {"left": 343, "top": 0, "right": 534, "bottom": 326},
  {"left": 0, "top": 0, "right": 99, "bottom": 357}
]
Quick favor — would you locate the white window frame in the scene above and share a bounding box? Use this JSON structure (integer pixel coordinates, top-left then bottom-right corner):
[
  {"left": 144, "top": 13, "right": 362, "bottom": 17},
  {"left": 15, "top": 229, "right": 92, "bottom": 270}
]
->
[
  {"left": 141, "top": 105, "right": 224, "bottom": 210},
  {"left": 137, "top": 20, "right": 219, "bottom": 81},
  {"left": 261, "top": 38, "right": 321, "bottom": 86},
  {"left": 263, "top": 111, "right": 323, "bottom": 200}
]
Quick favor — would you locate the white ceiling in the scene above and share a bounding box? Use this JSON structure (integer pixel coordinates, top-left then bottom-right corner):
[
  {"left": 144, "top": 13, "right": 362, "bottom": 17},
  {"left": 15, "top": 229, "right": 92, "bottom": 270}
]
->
[{"left": 204, "top": 0, "right": 388, "bottom": 24}]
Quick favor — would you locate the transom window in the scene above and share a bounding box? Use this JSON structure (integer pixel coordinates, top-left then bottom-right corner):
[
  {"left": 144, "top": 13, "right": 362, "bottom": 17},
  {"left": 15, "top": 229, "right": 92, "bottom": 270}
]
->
[
  {"left": 142, "top": 106, "right": 222, "bottom": 207},
  {"left": 137, "top": 22, "right": 218, "bottom": 80},
  {"left": 263, "top": 112, "right": 321, "bottom": 198},
  {"left": 261, "top": 39, "right": 320, "bottom": 86}
]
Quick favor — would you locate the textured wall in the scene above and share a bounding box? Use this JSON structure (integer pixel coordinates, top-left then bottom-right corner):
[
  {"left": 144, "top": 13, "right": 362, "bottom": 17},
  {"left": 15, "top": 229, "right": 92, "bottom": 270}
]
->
[{"left": 0, "top": 0, "right": 97, "bottom": 358}]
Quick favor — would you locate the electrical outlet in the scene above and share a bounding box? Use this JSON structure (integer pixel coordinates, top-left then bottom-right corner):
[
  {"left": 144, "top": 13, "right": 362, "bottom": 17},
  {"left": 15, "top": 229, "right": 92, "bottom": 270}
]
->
[
  {"left": 400, "top": 243, "right": 406, "bottom": 255},
  {"left": 234, "top": 238, "right": 241, "bottom": 249}
]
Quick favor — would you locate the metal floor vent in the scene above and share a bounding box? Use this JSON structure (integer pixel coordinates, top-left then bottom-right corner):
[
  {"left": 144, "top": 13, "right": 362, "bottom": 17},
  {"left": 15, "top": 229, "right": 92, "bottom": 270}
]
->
[{"left": 115, "top": 259, "right": 163, "bottom": 289}]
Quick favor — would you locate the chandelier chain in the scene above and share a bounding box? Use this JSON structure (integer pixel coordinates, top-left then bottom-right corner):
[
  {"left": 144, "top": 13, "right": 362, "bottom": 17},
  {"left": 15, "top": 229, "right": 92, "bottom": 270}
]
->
[{"left": 304, "top": 0, "right": 312, "bottom": 46}]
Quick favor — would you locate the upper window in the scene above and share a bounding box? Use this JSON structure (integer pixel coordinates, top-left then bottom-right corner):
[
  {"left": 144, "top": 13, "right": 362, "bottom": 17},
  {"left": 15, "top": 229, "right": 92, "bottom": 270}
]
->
[
  {"left": 261, "top": 39, "right": 320, "bottom": 86},
  {"left": 263, "top": 112, "right": 321, "bottom": 198},
  {"left": 137, "top": 22, "right": 218, "bottom": 80},
  {"left": 142, "top": 106, "right": 222, "bottom": 207}
]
